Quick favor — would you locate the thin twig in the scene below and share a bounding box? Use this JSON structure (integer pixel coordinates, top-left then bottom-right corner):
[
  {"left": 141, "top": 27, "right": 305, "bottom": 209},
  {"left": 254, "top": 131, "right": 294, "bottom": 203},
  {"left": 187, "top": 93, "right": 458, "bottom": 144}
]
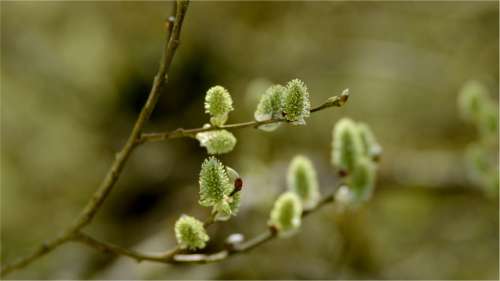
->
[
  {"left": 138, "top": 89, "right": 350, "bottom": 143},
  {"left": 73, "top": 232, "right": 181, "bottom": 263},
  {"left": 66, "top": 192, "right": 336, "bottom": 265},
  {"left": 0, "top": 1, "right": 190, "bottom": 277}
]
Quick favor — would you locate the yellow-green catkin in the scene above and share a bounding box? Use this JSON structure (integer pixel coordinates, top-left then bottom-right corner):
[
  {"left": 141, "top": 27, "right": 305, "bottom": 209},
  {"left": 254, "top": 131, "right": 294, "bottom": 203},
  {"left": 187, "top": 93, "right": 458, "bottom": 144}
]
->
[
  {"left": 268, "top": 192, "right": 303, "bottom": 237},
  {"left": 204, "top": 86, "right": 234, "bottom": 126},
  {"left": 458, "top": 80, "right": 489, "bottom": 123},
  {"left": 357, "top": 122, "right": 382, "bottom": 161},
  {"left": 254, "top": 85, "right": 286, "bottom": 131},
  {"left": 287, "top": 155, "right": 320, "bottom": 209},
  {"left": 198, "top": 157, "right": 232, "bottom": 208},
  {"left": 331, "top": 118, "right": 364, "bottom": 174},
  {"left": 350, "top": 157, "right": 376, "bottom": 202},
  {"left": 174, "top": 215, "right": 209, "bottom": 250},
  {"left": 283, "top": 79, "right": 311, "bottom": 125},
  {"left": 196, "top": 130, "right": 237, "bottom": 155}
]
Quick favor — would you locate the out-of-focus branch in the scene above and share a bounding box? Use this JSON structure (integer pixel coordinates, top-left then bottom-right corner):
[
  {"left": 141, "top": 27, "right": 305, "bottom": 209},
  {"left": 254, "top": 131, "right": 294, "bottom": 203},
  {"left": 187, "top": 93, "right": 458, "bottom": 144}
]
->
[{"left": 0, "top": 1, "right": 190, "bottom": 277}]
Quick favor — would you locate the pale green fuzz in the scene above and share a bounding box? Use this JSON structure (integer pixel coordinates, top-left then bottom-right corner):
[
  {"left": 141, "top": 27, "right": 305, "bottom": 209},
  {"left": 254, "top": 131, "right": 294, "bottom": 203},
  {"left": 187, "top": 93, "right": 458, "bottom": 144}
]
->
[
  {"left": 478, "top": 103, "right": 498, "bottom": 140},
  {"left": 268, "top": 192, "right": 303, "bottom": 237},
  {"left": 335, "top": 185, "right": 355, "bottom": 206},
  {"left": 213, "top": 166, "right": 242, "bottom": 221},
  {"left": 196, "top": 130, "right": 237, "bottom": 155},
  {"left": 332, "top": 118, "right": 364, "bottom": 173},
  {"left": 464, "top": 142, "right": 498, "bottom": 198},
  {"left": 283, "top": 79, "right": 311, "bottom": 125},
  {"left": 465, "top": 142, "right": 490, "bottom": 175},
  {"left": 287, "top": 155, "right": 320, "bottom": 209},
  {"left": 214, "top": 192, "right": 241, "bottom": 221},
  {"left": 254, "top": 85, "right": 286, "bottom": 131},
  {"left": 457, "top": 80, "right": 498, "bottom": 197},
  {"left": 204, "top": 86, "right": 234, "bottom": 126},
  {"left": 350, "top": 157, "right": 376, "bottom": 202},
  {"left": 225, "top": 166, "right": 240, "bottom": 183},
  {"left": 199, "top": 157, "right": 233, "bottom": 207},
  {"left": 357, "top": 122, "right": 382, "bottom": 160},
  {"left": 174, "top": 215, "right": 209, "bottom": 250},
  {"left": 458, "top": 80, "right": 489, "bottom": 123}
]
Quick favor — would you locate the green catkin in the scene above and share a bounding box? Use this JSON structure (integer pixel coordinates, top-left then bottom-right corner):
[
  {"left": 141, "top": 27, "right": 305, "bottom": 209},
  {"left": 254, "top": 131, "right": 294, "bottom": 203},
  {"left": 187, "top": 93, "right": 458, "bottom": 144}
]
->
[
  {"left": 254, "top": 85, "right": 286, "bottom": 131},
  {"left": 268, "top": 192, "right": 303, "bottom": 237},
  {"left": 213, "top": 192, "right": 241, "bottom": 221},
  {"left": 357, "top": 122, "right": 382, "bottom": 161},
  {"left": 174, "top": 215, "right": 209, "bottom": 250},
  {"left": 225, "top": 166, "right": 240, "bottom": 183},
  {"left": 478, "top": 103, "right": 498, "bottom": 140},
  {"left": 332, "top": 118, "right": 364, "bottom": 173},
  {"left": 204, "top": 85, "right": 234, "bottom": 126},
  {"left": 287, "top": 155, "right": 320, "bottom": 209},
  {"left": 350, "top": 157, "right": 376, "bottom": 202},
  {"left": 196, "top": 130, "right": 237, "bottom": 155},
  {"left": 283, "top": 79, "right": 311, "bottom": 125},
  {"left": 458, "top": 81, "right": 499, "bottom": 198},
  {"left": 198, "top": 157, "right": 233, "bottom": 207},
  {"left": 458, "top": 80, "right": 489, "bottom": 123}
]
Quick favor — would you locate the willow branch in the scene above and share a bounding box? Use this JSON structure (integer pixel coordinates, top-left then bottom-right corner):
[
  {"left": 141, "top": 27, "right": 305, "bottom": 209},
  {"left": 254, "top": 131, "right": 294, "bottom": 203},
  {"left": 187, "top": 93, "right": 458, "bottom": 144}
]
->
[
  {"left": 0, "top": 1, "right": 190, "bottom": 277},
  {"left": 73, "top": 232, "right": 181, "bottom": 263},
  {"left": 138, "top": 89, "right": 350, "bottom": 143},
  {"left": 172, "top": 192, "right": 336, "bottom": 263},
  {"left": 65, "top": 192, "right": 336, "bottom": 265}
]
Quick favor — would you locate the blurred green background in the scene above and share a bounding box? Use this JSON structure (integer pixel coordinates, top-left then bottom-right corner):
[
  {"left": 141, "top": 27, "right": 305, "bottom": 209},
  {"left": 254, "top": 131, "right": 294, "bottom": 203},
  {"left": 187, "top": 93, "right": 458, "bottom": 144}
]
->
[{"left": 1, "top": 1, "right": 498, "bottom": 279}]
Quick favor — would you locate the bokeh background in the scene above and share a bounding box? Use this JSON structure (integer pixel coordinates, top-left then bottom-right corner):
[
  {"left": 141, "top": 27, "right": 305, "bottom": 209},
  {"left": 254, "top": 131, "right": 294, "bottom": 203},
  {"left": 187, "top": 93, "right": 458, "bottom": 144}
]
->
[{"left": 1, "top": 1, "right": 499, "bottom": 279}]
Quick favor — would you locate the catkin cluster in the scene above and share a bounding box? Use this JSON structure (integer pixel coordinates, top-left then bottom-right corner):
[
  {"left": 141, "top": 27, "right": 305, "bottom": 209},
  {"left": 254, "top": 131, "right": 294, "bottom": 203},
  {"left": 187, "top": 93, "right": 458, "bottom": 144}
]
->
[
  {"left": 458, "top": 80, "right": 498, "bottom": 197},
  {"left": 196, "top": 79, "right": 313, "bottom": 155},
  {"left": 331, "top": 118, "right": 381, "bottom": 205},
  {"left": 174, "top": 78, "right": 380, "bottom": 250}
]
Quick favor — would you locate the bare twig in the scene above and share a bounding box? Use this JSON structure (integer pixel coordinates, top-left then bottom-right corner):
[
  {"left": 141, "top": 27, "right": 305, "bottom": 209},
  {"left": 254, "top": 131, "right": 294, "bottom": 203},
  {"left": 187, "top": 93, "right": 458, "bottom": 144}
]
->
[
  {"left": 73, "top": 232, "right": 181, "bottom": 263},
  {"left": 0, "top": 1, "right": 190, "bottom": 277},
  {"left": 139, "top": 89, "right": 350, "bottom": 143}
]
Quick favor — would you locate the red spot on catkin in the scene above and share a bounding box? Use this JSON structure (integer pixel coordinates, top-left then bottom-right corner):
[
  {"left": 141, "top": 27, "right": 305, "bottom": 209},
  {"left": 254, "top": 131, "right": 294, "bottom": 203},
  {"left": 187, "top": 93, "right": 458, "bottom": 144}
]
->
[{"left": 234, "top": 178, "right": 243, "bottom": 190}]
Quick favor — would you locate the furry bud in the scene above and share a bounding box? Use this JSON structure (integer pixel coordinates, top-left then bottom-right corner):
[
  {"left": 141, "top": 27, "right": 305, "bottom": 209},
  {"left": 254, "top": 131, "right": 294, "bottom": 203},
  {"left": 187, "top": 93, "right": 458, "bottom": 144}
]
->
[
  {"left": 283, "top": 79, "right": 311, "bottom": 125},
  {"left": 205, "top": 86, "right": 234, "bottom": 126},
  {"left": 199, "top": 157, "right": 232, "bottom": 207},
  {"left": 174, "top": 215, "right": 209, "bottom": 250},
  {"left": 254, "top": 85, "right": 286, "bottom": 131},
  {"left": 287, "top": 155, "right": 320, "bottom": 209},
  {"left": 350, "top": 157, "right": 376, "bottom": 202},
  {"left": 268, "top": 192, "right": 303, "bottom": 237},
  {"left": 196, "top": 130, "right": 237, "bottom": 155},
  {"left": 332, "top": 118, "right": 364, "bottom": 173},
  {"left": 458, "top": 80, "right": 489, "bottom": 123},
  {"left": 357, "top": 122, "right": 382, "bottom": 161}
]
